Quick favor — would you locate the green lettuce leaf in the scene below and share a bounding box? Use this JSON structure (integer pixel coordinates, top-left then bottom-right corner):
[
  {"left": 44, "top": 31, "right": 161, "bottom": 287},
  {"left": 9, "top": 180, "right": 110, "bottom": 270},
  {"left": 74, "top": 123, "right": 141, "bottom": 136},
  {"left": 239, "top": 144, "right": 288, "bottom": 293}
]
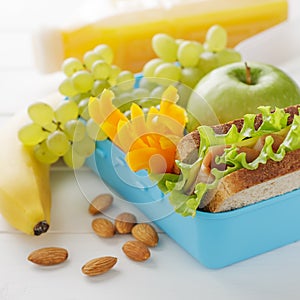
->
[
  {"left": 168, "top": 190, "right": 198, "bottom": 217},
  {"left": 279, "top": 114, "right": 300, "bottom": 151},
  {"left": 160, "top": 106, "right": 300, "bottom": 217}
]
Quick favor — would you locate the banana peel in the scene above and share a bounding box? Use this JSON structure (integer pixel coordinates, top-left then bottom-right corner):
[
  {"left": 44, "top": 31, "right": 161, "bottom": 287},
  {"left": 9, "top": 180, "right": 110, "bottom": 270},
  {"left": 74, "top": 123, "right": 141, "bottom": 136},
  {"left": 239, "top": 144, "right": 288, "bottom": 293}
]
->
[{"left": 0, "top": 93, "right": 61, "bottom": 235}]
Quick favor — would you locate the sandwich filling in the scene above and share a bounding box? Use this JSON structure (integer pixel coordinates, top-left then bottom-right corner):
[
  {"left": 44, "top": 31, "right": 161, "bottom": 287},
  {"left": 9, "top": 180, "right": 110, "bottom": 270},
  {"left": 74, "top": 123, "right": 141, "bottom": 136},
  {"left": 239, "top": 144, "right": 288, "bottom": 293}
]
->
[{"left": 159, "top": 106, "right": 300, "bottom": 217}]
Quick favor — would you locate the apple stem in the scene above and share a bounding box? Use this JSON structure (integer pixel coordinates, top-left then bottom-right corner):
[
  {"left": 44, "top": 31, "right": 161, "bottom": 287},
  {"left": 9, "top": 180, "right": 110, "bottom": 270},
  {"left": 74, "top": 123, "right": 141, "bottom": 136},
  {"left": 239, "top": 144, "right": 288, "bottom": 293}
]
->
[{"left": 245, "top": 62, "right": 252, "bottom": 85}]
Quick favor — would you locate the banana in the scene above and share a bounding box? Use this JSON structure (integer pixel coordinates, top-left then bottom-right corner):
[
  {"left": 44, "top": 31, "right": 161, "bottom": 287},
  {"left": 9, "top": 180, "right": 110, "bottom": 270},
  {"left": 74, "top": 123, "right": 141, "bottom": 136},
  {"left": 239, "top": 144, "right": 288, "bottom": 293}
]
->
[{"left": 0, "top": 93, "right": 60, "bottom": 235}]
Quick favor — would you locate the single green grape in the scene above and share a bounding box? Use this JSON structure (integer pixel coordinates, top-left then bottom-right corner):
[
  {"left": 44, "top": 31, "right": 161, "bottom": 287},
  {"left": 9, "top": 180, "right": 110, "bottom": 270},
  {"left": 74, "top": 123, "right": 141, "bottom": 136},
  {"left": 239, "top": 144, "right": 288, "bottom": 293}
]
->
[
  {"left": 198, "top": 51, "right": 219, "bottom": 75},
  {"left": 59, "top": 78, "right": 78, "bottom": 97},
  {"left": 78, "top": 98, "right": 90, "bottom": 120},
  {"left": 205, "top": 25, "right": 227, "bottom": 52},
  {"left": 116, "top": 70, "right": 135, "bottom": 91},
  {"left": 18, "top": 123, "right": 48, "bottom": 146},
  {"left": 138, "top": 77, "right": 158, "bottom": 91},
  {"left": 62, "top": 57, "right": 84, "bottom": 77},
  {"left": 93, "top": 44, "right": 114, "bottom": 64},
  {"left": 73, "top": 134, "right": 95, "bottom": 157},
  {"left": 177, "top": 41, "right": 204, "bottom": 67},
  {"left": 28, "top": 102, "right": 55, "bottom": 126},
  {"left": 131, "top": 87, "right": 150, "bottom": 100},
  {"left": 150, "top": 85, "right": 166, "bottom": 99},
  {"left": 142, "top": 58, "right": 164, "bottom": 78},
  {"left": 71, "top": 70, "right": 94, "bottom": 93},
  {"left": 46, "top": 130, "right": 70, "bottom": 156},
  {"left": 108, "top": 65, "right": 122, "bottom": 86},
  {"left": 54, "top": 101, "right": 79, "bottom": 126},
  {"left": 152, "top": 33, "right": 178, "bottom": 62},
  {"left": 145, "top": 86, "right": 166, "bottom": 108},
  {"left": 83, "top": 50, "right": 102, "bottom": 70},
  {"left": 110, "top": 85, "right": 123, "bottom": 97},
  {"left": 216, "top": 48, "right": 242, "bottom": 66},
  {"left": 91, "top": 60, "right": 112, "bottom": 80},
  {"left": 64, "top": 119, "right": 86, "bottom": 142},
  {"left": 153, "top": 62, "right": 181, "bottom": 85},
  {"left": 86, "top": 118, "right": 107, "bottom": 141},
  {"left": 91, "top": 80, "right": 110, "bottom": 97},
  {"left": 180, "top": 67, "right": 204, "bottom": 88},
  {"left": 34, "top": 141, "right": 59, "bottom": 164},
  {"left": 63, "top": 148, "right": 86, "bottom": 169}
]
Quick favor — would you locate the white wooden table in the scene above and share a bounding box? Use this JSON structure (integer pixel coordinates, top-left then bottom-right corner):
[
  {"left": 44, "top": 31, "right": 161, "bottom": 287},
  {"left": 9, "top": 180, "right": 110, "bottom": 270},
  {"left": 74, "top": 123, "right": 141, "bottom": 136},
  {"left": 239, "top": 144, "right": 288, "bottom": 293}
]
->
[{"left": 1, "top": 1, "right": 300, "bottom": 299}]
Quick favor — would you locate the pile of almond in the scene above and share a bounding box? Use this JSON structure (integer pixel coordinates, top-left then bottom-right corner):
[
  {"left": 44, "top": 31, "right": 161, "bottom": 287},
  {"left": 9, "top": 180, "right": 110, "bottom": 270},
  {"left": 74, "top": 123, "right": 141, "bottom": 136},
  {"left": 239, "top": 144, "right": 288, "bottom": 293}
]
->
[
  {"left": 27, "top": 193, "right": 160, "bottom": 277},
  {"left": 89, "top": 193, "right": 159, "bottom": 263}
]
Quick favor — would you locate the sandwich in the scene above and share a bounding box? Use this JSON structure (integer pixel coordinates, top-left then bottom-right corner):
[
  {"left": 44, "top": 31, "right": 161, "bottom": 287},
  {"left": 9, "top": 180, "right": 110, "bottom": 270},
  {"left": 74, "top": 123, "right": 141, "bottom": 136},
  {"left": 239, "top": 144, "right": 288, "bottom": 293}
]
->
[{"left": 160, "top": 104, "right": 300, "bottom": 217}]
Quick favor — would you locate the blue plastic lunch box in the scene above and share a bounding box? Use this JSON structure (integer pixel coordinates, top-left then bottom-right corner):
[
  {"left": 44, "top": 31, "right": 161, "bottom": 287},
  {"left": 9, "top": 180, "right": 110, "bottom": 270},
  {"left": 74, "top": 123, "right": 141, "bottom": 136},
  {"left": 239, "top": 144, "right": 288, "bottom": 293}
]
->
[
  {"left": 86, "top": 138, "right": 300, "bottom": 269},
  {"left": 85, "top": 74, "right": 300, "bottom": 269}
]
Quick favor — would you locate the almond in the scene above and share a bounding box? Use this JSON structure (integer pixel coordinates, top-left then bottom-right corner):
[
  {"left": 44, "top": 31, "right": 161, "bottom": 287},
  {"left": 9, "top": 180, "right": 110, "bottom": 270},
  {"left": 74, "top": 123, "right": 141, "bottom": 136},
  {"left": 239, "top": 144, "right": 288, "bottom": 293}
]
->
[
  {"left": 88, "top": 193, "right": 113, "bottom": 215},
  {"left": 82, "top": 256, "right": 117, "bottom": 276},
  {"left": 115, "top": 212, "right": 137, "bottom": 234},
  {"left": 122, "top": 240, "right": 150, "bottom": 262},
  {"left": 92, "top": 218, "right": 115, "bottom": 238},
  {"left": 27, "top": 247, "right": 68, "bottom": 266},
  {"left": 131, "top": 223, "right": 159, "bottom": 247}
]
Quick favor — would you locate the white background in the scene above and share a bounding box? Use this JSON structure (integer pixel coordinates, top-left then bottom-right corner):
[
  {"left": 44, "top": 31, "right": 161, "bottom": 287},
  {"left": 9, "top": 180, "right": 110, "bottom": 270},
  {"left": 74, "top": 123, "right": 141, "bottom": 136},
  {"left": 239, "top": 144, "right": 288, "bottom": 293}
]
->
[{"left": 0, "top": 1, "right": 300, "bottom": 299}]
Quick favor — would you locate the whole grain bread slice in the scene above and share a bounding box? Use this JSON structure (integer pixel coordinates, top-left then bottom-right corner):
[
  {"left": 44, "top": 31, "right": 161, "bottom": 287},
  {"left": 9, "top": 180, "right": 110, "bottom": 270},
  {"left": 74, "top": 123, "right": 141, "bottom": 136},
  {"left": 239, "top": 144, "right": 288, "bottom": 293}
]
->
[{"left": 201, "top": 148, "right": 300, "bottom": 212}]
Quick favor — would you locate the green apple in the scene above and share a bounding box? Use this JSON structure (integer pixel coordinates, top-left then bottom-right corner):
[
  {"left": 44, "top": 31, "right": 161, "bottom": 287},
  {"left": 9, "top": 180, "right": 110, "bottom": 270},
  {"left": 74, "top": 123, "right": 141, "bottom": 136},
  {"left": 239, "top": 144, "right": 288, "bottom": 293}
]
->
[{"left": 186, "top": 62, "right": 300, "bottom": 131}]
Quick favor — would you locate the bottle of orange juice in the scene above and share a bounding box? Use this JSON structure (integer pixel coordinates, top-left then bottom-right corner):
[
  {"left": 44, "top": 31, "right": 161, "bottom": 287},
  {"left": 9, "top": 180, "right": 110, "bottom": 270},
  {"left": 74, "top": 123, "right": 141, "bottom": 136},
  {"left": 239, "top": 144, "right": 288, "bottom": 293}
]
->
[{"left": 33, "top": 0, "right": 288, "bottom": 73}]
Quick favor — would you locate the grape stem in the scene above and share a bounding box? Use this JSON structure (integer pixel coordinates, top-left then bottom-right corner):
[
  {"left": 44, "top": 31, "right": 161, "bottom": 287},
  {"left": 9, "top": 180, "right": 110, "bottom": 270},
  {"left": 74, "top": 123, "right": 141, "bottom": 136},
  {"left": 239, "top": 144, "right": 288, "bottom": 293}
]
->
[
  {"left": 54, "top": 121, "right": 64, "bottom": 131},
  {"left": 41, "top": 120, "right": 64, "bottom": 133},
  {"left": 42, "top": 127, "right": 52, "bottom": 133},
  {"left": 245, "top": 62, "right": 251, "bottom": 85}
]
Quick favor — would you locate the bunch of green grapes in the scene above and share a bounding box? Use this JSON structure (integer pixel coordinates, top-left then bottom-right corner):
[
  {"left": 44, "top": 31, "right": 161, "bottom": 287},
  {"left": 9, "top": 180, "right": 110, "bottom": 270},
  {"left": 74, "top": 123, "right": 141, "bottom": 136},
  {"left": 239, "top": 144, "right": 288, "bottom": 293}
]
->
[
  {"left": 58, "top": 44, "right": 139, "bottom": 119},
  {"left": 58, "top": 43, "right": 166, "bottom": 118},
  {"left": 59, "top": 44, "right": 119, "bottom": 99},
  {"left": 18, "top": 100, "right": 106, "bottom": 168},
  {"left": 141, "top": 25, "right": 242, "bottom": 107}
]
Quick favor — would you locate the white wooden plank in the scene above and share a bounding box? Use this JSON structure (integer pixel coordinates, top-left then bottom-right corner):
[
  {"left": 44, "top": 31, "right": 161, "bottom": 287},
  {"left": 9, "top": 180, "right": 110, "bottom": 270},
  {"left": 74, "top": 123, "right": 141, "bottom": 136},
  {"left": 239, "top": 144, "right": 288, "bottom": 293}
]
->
[{"left": 1, "top": 230, "right": 300, "bottom": 300}]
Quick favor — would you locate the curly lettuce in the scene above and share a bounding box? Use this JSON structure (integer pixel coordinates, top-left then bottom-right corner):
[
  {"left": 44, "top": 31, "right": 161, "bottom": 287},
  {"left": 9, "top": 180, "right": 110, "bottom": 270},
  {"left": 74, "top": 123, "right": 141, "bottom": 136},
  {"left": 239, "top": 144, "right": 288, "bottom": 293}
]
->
[{"left": 162, "top": 106, "right": 300, "bottom": 217}]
